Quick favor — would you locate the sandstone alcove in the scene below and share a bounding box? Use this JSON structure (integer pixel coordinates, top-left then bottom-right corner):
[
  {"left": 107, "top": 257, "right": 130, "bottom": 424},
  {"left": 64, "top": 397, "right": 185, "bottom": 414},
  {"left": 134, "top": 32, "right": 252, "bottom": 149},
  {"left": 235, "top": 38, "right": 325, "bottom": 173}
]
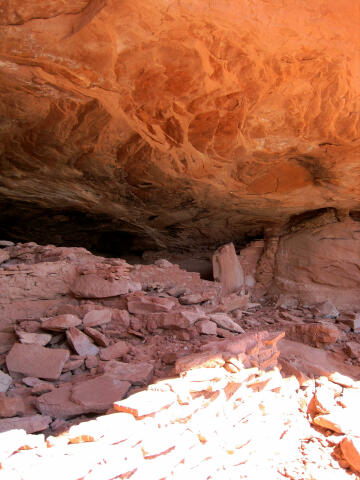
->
[{"left": 1, "top": 0, "right": 360, "bottom": 478}]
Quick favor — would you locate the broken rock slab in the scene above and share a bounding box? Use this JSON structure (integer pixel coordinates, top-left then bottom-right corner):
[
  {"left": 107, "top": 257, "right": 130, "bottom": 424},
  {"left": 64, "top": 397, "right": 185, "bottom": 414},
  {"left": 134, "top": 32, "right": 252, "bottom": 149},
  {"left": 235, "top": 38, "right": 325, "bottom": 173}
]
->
[
  {"left": 147, "top": 310, "right": 205, "bottom": 330},
  {"left": 71, "top": 375, "right": 131, "bottom": 413},
  {"left": 6, "top": 343, "right": 69, "bottom": 380},
  {"left": 0, "top": 414, "right": 51, "bottom": 434},
  {"left": 70, "top": 271, "right": 141, "bottom": 298},
  {"left": 0, "top": 371, "right": 12, "bottom": 392},
  {"left": 41, "top": 314, "right": 82, "bottom": 332},
  {"left": 127, "top": 295, "right": 177, "bottom": 314},
  {"left": 101, "top": 360, "right": 154, "bottom": 386},
  {"left": 213, "top": 243, "right": 244, "bottom": 296},
  {"left": 0, "top": 394, "right": 24, "bottom": 418},
  {"left": 341, "top": 436, "right": 360, "bottom": 472},
  {"left": 208, "top": 313, "right": 245, "bottom": 333},
  {"left": 99, "top": 341, "right": 129, "bottom": 361},
  {"left": 66, "top": 327, "right": 99, "bottom": 356},
  {"left": 16, "top": 330, "right": 52, "bottom": 346},
  {"left": 83, "top": 309, "right": 112, "bottom": 328}
]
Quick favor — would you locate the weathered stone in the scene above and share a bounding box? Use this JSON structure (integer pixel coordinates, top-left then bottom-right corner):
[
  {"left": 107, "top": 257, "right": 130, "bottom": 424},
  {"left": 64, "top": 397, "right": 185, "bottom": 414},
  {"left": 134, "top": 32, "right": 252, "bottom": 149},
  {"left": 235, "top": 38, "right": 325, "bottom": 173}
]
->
[
  {"left": 71, "top": 272, "right": 141, "bottom": 298},
  {"left": 311, "top": 301, "right": 339, "bottom": 319},
  {"left": 16, "top": 330, "right": 52, "bottom": 346},
  {"left": 41, "top": 314, "right": 82, "bottom": 332},
  {"left": 100, "top": 341, "right": 129, "bottom": 361},
  {"left": 148, "top": 310, "right": 205, "bottom": 330},
  {"left": 102, "top": 360, "right": 154, "bottom": 386},
  {"left": 6, "top": 343, "right": 69, "bottom": 380},
  {"left": 175, "top": 352, "right": 225, "bottom": 374},
  {"left": 286, "top": 322, "right": 340, "bottom": 347},
  {"left": 63, "top": 359, "right": 84, "bottom": 372},
  {"left": 0, "top": 415, "right": 51, "bottom": 434},
  {"left": 328, "top": 372, "right": 355, "bottom": 388},
  {"left": 111, "top": 309, "right": 131, "bottom": 328},
  {"left": 345, "top": 341, "right": 360, "bottom": 358},
  {"left": 83, "top": 309, "right": 112, "bottom": 328},
  {"left": 213, "top": 243, "right": 244, "bottom": 296},
  {"left": 341, "top": 436, "right": 360, "bottom": 472},
  {"left": 0, "top": 371, "right": 12, "bottom": 392},
  {"left": 313, "top": 407, "right": 360, "bottom": 435},
  {"left": 36, "top": 384, "right": 88, "bottom": 419},
  {"left": 71, "top": 375, "right": 131, "bottom": 413},
  {"left": 114, "top": 390, "right": 176, "bottom": 417},
  {"left": 208, "top": 313, "right": 245, "bottom": 333},
  {"left": 84, "top": 327, "right": 109, "bottom": 347},
  {"left": 127, "top": 295, "right": 177, "bottom": 314},
  {"left": 196, "top": 319, "right": 217, "bottom": 335},
  {"left": 0, "top": 394, "right": 24, "bottom": 418},
  {"left": 66, "top": 327, "right": 99, "bottom": 356}
]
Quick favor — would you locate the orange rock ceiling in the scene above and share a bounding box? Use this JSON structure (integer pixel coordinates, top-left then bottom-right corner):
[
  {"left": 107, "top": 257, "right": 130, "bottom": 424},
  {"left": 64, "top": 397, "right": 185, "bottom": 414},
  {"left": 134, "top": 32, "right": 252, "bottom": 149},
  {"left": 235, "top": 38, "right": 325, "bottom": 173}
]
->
[{"left": 0, "top": 0, "right": 359, "bottom": 249}]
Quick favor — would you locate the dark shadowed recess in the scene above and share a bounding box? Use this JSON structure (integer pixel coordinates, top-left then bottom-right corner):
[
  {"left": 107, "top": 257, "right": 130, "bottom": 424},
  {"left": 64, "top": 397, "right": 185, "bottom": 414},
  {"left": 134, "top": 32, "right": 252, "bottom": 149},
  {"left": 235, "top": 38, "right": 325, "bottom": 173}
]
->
[{"left": 0, "top": 198, "right": 156, "bottom": 257}]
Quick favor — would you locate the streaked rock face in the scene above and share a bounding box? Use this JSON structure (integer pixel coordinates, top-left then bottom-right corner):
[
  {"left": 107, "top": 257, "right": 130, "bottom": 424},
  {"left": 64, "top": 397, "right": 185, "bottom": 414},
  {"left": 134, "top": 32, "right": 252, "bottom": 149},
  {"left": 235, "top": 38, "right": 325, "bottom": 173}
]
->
[{"left": 0, "top": 0, "right": 359, "bottom": 248}]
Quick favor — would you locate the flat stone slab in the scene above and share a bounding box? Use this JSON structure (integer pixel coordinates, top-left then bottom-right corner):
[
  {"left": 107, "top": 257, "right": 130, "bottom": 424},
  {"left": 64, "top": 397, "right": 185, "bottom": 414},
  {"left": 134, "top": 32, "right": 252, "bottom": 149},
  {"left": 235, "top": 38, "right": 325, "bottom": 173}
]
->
[
  {"left": 41, "top": 314, "right": 82, "bottom": 331},
  {"left": 66, "top": 327, "right": 99, "bottom": 356},
  {"left": 83, "top": 309, "right": 112, "bottom": 328},
  {"left": 102, "top": 361, "right": 154, "bottom": 386},
  {"left": 6, "top": 343, "right": 69, "bottom": 380},
  {"left": 0, "top": 415, "right": 51, "bottom": 434},
  {"left": 71, "top": 375, "right": 131, "bottom": 412}
]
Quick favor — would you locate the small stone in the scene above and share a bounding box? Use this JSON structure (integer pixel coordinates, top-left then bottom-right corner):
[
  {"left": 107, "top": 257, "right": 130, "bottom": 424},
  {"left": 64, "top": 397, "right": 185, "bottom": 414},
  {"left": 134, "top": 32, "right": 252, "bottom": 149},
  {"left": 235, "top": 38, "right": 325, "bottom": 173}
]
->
[
  {"left": 84, "top": 327, "right": 109, "bottom": 347},
  {"left": 6, "top": 343, "right": 69, "bottom": 380},
  {"left": 338, "top": 312, "right": 360, "bottom": 331},
  {"left": 100, "top": 341, "right": 129, "bottom": 361},
  {"left": 0, "top": 370, "right": 12, "bottom": 392},
  {"left": 196, "top": 319, "right": 217, "bottom": 335},
  {"left": 83, "top": 309, "right": 112, "bottom": 328},
  {"left": 114, "top": 390, "right": 176, "bottom": 417},
  {"left": 16, "top": 330, "right": 52, "bottom": 346},
  {"left": 208, "top": 313, "right": 245, "bottom": 333},
  {"left": 102, "top": 360, "right": 154, "bottom": 386},
  {"left": 340, "top": 436, "right": 360, "bottom": 472},
  {"left": 41, "top": 314, "right": 82, "bottom": 331},
  {"left": 311, "top": 301, "right": 339, "bottom": 319},
  {"left": 63, "top": 359, "right": 84, "bottom": 372},
  {"left": 0, "top": 394, "right": 25, "bottom": 417},
  {"left": 66, "top": 327, "right": 99, "bottom": 356},
  {"left": 0, "top": 414, "right": 51, "bottom": 434},
  {"left": 111, "top": 309, "right": 130, "bottom": 328},
  {"left": 345, "top": 341, "right": 360, "bottom": 358},
  {"left": 85, "top": 355, "right": 98, "bottom": 369}
]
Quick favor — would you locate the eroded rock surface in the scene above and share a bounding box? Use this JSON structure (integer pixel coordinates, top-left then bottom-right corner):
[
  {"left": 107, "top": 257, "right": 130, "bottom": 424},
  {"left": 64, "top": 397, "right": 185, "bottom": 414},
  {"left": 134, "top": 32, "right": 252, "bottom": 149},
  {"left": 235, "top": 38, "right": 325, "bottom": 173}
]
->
[{"left": 0, "top": 1, "right": 359, "bottom": 249}]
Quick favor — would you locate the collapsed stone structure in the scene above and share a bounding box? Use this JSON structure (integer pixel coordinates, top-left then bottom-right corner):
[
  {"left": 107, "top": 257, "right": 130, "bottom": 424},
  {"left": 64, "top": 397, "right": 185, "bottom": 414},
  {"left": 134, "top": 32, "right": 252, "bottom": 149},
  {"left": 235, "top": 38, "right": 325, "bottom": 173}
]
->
[{"left": 1, "top": 241, "right": 360, "bottom": 478}]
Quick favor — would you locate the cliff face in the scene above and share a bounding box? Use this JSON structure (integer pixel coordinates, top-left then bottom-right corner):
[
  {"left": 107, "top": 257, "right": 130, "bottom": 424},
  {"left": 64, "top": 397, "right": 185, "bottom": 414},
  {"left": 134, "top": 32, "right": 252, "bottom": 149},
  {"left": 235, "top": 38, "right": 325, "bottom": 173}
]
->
[{"left": 0, "top": 0, "right": 359, "bottom": 249}]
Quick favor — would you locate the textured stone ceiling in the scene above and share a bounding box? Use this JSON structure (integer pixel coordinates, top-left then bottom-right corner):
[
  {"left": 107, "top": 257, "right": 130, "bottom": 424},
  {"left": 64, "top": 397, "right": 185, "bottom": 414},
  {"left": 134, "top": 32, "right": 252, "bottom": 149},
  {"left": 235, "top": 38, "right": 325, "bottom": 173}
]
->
[{"left": 0, "top": 0, "right": 359, "bottom": 250}]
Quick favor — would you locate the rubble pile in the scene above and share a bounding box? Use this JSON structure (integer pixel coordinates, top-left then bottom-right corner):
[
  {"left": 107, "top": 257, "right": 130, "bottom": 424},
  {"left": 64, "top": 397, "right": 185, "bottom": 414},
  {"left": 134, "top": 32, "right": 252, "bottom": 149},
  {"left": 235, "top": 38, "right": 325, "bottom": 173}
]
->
[{"left": 1, "top": 241, "right": 360, "bottom": 479}]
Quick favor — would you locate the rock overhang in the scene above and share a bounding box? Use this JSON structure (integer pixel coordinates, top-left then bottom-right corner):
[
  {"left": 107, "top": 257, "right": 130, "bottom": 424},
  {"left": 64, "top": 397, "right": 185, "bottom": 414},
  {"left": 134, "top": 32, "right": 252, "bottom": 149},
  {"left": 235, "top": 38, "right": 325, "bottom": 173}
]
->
[{"left": 0, "top": 0, "right": 359, "bottom": 249}]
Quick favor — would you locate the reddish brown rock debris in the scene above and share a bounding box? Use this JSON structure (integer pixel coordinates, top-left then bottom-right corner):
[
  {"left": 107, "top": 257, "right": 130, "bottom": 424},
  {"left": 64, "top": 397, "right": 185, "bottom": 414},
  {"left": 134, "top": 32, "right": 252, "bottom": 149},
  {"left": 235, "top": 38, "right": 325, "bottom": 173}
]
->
[{"left": 0, "top": 242, "right": 359, "bottom": 478}]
